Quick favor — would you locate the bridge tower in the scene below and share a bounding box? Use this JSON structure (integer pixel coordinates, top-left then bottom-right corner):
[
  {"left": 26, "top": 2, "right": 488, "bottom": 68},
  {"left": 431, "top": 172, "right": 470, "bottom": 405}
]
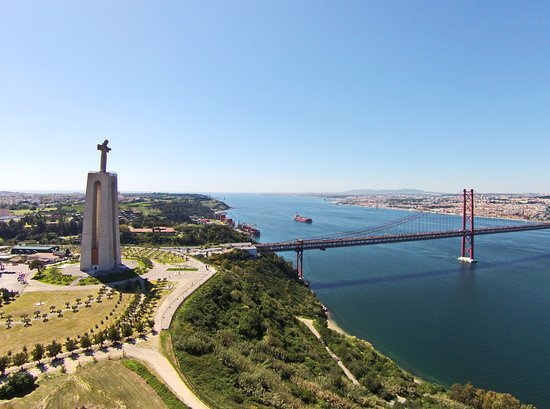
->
[
  {"left": 459, "top": 188, "right": 476, "bottom": 263},
  {"left": 295, "top": 240, "right": 304, "bottom": 280}
]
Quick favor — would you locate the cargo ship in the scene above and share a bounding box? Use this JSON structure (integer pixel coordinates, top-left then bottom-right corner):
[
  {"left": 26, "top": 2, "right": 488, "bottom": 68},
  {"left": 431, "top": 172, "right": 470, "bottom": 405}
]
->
[
  {"left": 238, "top": 223, "right": 261, "bottom": 237},
  {"left": 294, "top": 214, "right": 313, "bottom": 223}
]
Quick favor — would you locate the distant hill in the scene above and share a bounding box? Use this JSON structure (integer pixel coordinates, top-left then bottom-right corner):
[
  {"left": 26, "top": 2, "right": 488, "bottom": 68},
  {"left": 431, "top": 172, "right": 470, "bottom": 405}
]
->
[{"left": 340, "top": 188, "right": 440, "bottom": 195}]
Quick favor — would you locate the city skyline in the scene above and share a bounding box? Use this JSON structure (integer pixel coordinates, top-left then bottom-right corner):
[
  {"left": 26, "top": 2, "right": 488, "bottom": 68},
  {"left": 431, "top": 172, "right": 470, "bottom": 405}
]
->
[{"left": 1, "top": 1, "right": 549, "bottom": 193}]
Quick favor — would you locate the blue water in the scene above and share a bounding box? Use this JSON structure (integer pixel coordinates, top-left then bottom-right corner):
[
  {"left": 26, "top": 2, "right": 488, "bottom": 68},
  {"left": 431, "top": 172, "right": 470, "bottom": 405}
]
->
[{"left": 221, "top": 193, "right": 550, "bottom": 408}]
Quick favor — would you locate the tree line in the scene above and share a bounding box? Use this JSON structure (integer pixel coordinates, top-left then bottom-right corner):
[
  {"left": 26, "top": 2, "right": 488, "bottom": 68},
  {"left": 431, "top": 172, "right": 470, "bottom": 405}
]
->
[{"left": 0, "top": 214, "right": 82, "bottom": 244}]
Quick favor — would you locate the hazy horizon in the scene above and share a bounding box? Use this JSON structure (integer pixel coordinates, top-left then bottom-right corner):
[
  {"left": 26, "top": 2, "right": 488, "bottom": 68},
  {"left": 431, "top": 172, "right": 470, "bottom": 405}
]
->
[{"left": 2, "top": 188, "right": 549, "bottom": 196}]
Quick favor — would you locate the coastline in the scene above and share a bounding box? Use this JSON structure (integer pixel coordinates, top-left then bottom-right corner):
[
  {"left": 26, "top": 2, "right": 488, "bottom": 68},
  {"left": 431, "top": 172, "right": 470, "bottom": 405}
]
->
[
  {"left": 331, "top": 199, "right": 546, "bottom": 223},
  {"left": 327, "top": 315, "right": 426, "bottom": 386}
]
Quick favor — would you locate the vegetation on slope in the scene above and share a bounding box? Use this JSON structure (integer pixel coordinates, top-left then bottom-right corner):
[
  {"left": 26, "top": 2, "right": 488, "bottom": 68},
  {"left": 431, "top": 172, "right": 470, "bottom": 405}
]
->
[
  {"left": 121, "top": 193, "right": 228, "bottom": 226},
  {"left": 171, "top": 251, "right": 486, "bottom": 408},
  {"left": 121, "top": 223, "right": 250, "bottom": 247}
]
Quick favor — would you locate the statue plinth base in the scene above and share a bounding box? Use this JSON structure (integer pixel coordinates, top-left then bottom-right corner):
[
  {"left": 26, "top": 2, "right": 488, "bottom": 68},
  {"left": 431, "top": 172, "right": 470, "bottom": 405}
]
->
[{"left": 80, "top": 171, "right": 121, "bottom": 274}]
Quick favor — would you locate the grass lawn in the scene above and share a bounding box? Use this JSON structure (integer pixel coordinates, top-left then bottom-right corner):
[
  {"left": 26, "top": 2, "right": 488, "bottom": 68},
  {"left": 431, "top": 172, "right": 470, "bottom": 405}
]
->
[
  {"left": 78, "top": 276, "right": 101, "bottom": 286},
  {"left": 122, "top": 246, "right": 187, "bottom": 264},
  {"left": 11, "top": 207, "right": 57, "bottom": 216},
  {"left": 123, "top": 359, "right": 189, "bottom": 409},
  {"left": 0, "top": 360, "right": 169, "bottom": 409},
  {"left": 0, "top": 290, "right": 131, "bottom": 355},
  {"left": 80, "top": 270, "right": 142, "bottom": 284},
  {"left": 166, "top": 267, "right": 198, "bottom": 272},
  {"left": 33, "top": 267, "right": 78, "bottom": 286}
]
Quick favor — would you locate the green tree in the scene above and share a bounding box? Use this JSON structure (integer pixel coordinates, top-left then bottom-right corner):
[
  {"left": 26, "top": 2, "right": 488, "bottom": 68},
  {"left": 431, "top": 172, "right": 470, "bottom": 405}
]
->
[
  {"left": 0, "top": 370, "right": 37, "bottom": 400},
  {"left": 121, "top": 323, "right": 133, "bottom": 339},
  {"left": 12, "top": 351, "right": 28, "bottom": 368},
  {"left": 135, "top": 321, "right": 145, "bottom": 334},
  {"left": 0, "top": 355, "right": 10, "bottom": 374},
  {"left": 482, "top": 391, "right": 522, "bottom": 409},
  {"left": 93, "top": 331, "right": 106, "bottom": 347},
  {"left": 107, "top": 326, "right": 121, "bottom": 344},
  {"left": 46, "top": 341, "right": 62, "bottom": 359},
  {"left": 28, "top": 259, "right": 45, "bottom": 272},
  {"left": 20, "top": 314, "right": 31, "bottom": 327},
  {"left": 31, "top": 344, "right": 45, "bottom": 363},
  {"left": 64, "top": 338, "right": 78, "bottom": 353},
  {"left": 80, "top": 334, "right": 92, "bottom": 351}
]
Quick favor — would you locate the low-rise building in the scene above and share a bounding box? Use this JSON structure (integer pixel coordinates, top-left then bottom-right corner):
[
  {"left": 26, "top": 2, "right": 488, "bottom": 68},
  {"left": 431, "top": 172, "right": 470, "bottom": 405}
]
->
[{"left": 10, "top": 245, "right": 60, "bottom": 254}]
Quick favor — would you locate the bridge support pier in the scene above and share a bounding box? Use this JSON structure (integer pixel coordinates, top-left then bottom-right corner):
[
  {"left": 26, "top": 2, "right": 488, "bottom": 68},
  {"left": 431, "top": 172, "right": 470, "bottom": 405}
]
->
[
  {"left": 295, "top": 246, "right": 304, "bottom": 280},
  {"left": 459, "top": 188, "right": 476, "bottom": 263}
]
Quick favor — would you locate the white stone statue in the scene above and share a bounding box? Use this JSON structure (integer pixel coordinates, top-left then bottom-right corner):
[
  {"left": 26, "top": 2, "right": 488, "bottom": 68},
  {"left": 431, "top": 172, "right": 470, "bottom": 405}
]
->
[{"left": 97, "top": 140, "right": 111, "bottom": 172}]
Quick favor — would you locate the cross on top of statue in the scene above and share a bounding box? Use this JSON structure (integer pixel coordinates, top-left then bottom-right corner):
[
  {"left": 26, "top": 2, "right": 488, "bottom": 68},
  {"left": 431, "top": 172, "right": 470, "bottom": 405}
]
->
[{"left": 97, "top": 140, "right": 111, "bottom": 172}]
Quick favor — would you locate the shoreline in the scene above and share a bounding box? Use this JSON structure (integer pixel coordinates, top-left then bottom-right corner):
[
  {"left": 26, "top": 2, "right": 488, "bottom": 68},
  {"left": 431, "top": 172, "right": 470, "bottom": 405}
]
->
[
  {"left": 331, "top": 199, "right": 547, "bottom": 223},
  {"left": 326, "top": 315, "right": 426, "bottom": 386}
]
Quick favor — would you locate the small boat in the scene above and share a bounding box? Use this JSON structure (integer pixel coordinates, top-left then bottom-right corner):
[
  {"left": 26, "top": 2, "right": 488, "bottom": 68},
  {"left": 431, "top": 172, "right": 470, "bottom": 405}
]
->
[{"left": 294, "top": 214, "right": 312, "bottom": 223}]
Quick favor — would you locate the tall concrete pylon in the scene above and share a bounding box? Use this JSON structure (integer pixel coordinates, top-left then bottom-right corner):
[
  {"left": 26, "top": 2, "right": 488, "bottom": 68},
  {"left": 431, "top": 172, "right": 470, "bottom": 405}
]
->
[{"left": 80, "top": 140, "right": 121, "bottom": 273}]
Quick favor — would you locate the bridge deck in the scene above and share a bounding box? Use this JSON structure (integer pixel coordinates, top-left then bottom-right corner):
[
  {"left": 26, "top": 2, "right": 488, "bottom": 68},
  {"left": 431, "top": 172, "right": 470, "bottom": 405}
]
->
[{"left": 256, "top": 224, "right": 550, "bottom": 253}]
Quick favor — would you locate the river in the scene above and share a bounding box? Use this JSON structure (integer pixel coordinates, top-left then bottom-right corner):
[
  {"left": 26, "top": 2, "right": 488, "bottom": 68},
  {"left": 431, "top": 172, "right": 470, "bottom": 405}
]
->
[{"left": 221, "top": 193, "right": 550, "bottom": 408}]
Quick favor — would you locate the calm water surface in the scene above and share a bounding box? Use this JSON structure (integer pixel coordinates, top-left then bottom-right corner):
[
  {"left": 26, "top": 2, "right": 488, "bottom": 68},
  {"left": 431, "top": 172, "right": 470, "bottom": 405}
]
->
[{"left": 221, "top": 193, "right": 550, "bottom": 408}]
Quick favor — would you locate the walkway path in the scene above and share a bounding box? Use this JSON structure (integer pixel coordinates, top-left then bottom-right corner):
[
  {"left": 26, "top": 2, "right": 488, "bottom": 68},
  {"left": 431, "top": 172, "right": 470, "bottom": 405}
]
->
[
  {"left": 2, "top": 254, "right": 217, "bottom": 409},
  {"left": 297, "top": 317, "right": 359, "bottom": 386},
  {"left": 132, "top": 256, "right": 216, "bottom": 408},
  {"left": 155, "top": 262, "right": 215, "bottom": 331},
  {"left": 125, "top": 344, "right": 209, "bottom": 409}
]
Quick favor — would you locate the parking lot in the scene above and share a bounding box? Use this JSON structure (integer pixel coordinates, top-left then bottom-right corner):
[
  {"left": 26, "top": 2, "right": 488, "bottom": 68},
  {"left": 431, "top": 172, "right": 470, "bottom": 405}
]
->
[{"left": 0, "top": 263, "right": 31, "bottom": 293}]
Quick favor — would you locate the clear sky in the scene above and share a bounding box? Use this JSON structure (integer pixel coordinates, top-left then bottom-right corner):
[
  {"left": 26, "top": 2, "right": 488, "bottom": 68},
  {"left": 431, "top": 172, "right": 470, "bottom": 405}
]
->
[{"left": 1, "top": 1, "right": 549, "bottom": 193}]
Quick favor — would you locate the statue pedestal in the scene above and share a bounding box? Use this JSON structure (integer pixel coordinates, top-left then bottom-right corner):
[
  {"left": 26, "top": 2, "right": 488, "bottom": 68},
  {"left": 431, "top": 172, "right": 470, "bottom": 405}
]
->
[{"left": 80, "top": 171, "right": 121, "bottom": 274}]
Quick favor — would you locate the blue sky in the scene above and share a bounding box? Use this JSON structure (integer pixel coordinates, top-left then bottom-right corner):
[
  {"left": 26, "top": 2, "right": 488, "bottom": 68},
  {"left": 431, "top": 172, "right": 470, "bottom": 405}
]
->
[{"left": 1, "top": 1, "right": 549, "bottom": 193}]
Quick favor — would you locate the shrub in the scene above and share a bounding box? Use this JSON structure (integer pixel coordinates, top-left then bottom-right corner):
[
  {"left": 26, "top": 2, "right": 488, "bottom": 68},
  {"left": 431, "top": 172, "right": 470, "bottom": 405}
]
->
[
  {"left": 0, "top": 371, "right": 37, "bottom": 400},
  {"left": 175, "top": 333, "right": 213, "bottom": 356}
]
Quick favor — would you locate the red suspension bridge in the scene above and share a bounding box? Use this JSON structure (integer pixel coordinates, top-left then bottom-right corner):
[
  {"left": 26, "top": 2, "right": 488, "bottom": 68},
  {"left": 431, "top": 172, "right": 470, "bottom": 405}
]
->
[{"left": 256, "top": 189, "right": 550, "bottom": 279}]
